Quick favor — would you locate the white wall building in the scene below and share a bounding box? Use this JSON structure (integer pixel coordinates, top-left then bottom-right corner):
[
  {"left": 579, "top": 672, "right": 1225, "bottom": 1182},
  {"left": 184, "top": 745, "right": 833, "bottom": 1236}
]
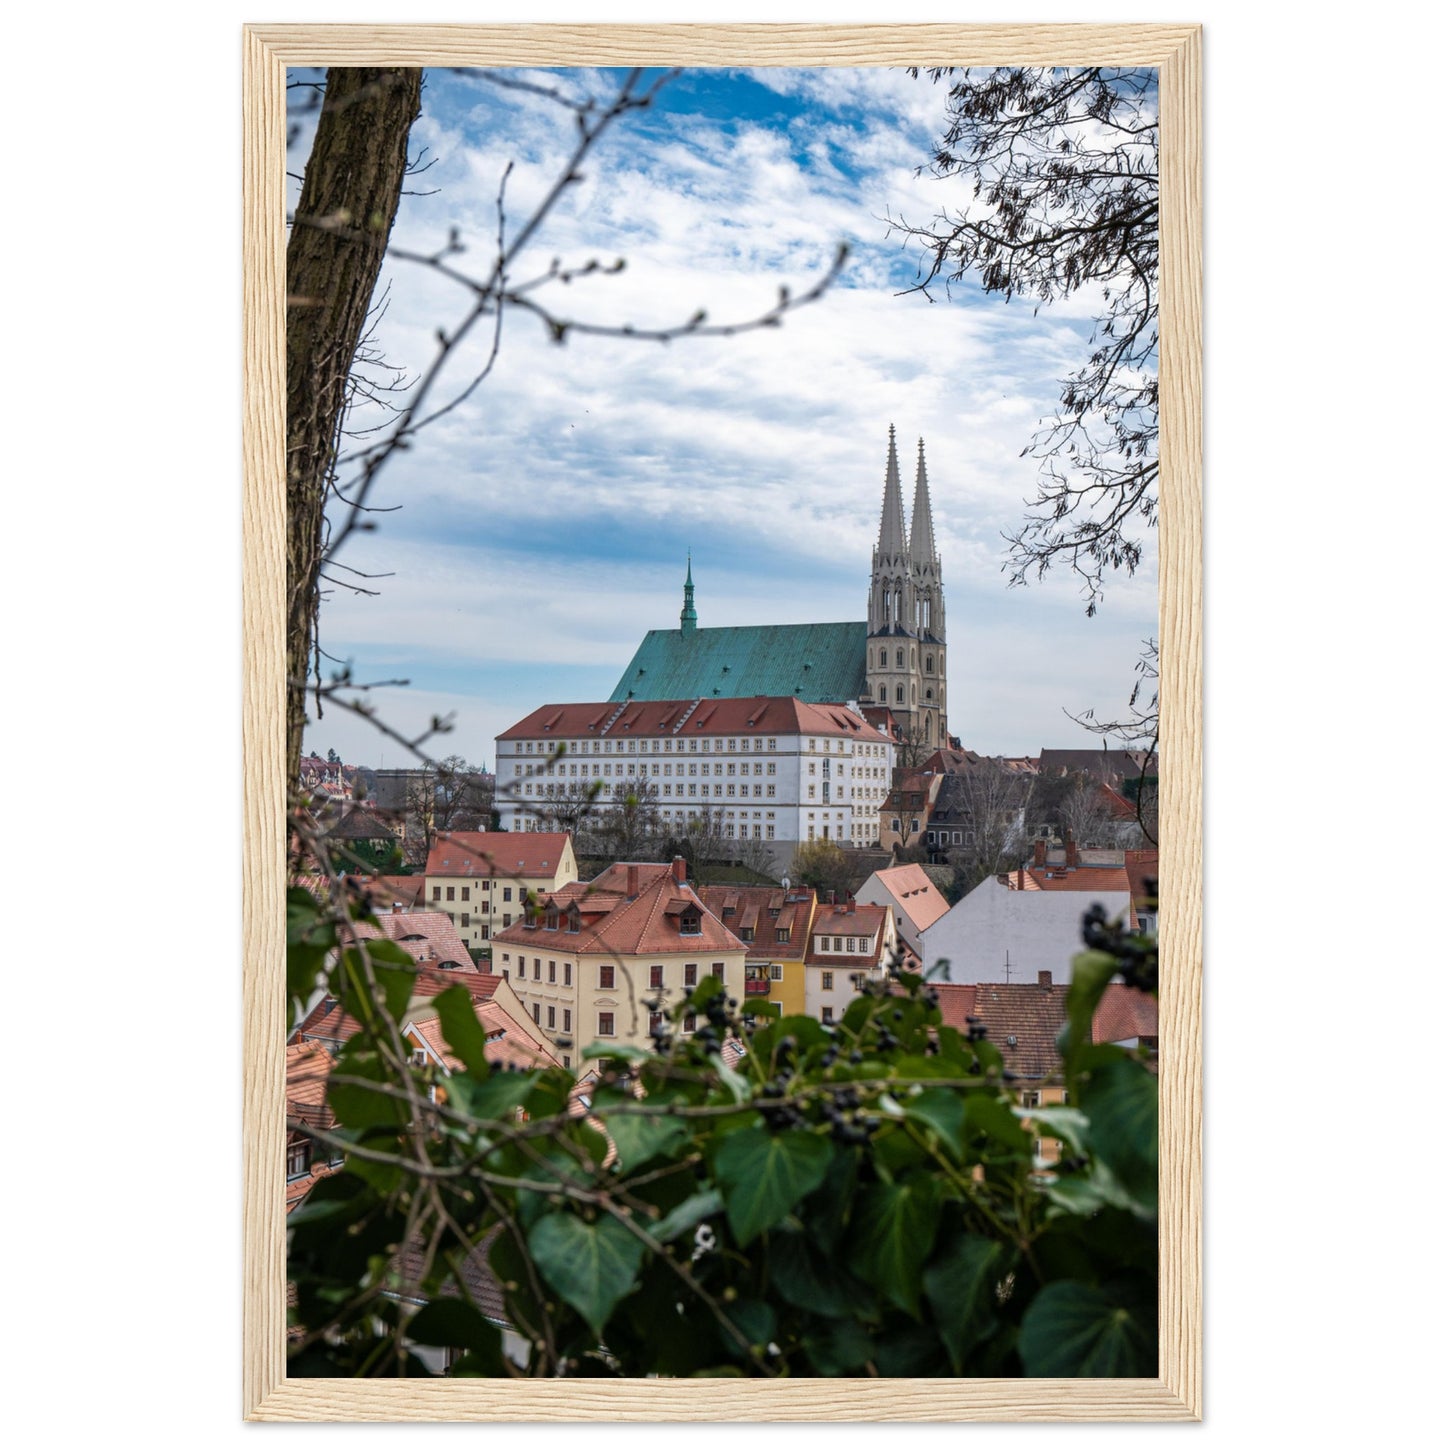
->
[
  {"left": 919, "top": 865, "right": 1133, "bottom": 986},
  {"left": 495, "top": 696, "right": 895, "bottom": 866},
  {"left": 802, "top": 900, "right": 897, "bottom": 1025}
]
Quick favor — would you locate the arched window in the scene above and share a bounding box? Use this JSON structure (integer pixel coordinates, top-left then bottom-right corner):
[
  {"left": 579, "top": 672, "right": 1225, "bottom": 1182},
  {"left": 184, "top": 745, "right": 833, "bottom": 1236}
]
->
[
  {"left": 895, "top": 685, "right": 904, "bottom": 703},
  {"left": 895, "top": 648, "right": 904, "bottom": 668},
  {"left": 926, "top": 688, "right": 933, "bottom": 700},
  {"left": 925, "top": 655, "right": 934, "bottom": 673},
  {"left": 912, "top": 685, "right": 917, "bottom": 704}
]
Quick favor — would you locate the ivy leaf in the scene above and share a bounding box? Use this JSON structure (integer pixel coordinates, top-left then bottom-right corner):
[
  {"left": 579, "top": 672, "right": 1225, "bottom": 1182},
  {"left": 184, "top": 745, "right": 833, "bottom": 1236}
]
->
[
  {"left": 1058, "top": 949, "right": 1118, "bottom": 1066},
  {"left": 648, "top": 1187, "right": 723, "bottom": 1243},
  {"left": 923, "top": 1235, "right": 1009, "bottom": 1371},
  {"left": 602, "top": 1111, "right": 690, "bottom": 1173},
  {"left": 714, "top": 1127, "right": 831, "bottom": 1246},
  {"left": 430, "top": 985, "right": 492, "bottom": 1076},
  {"left": 526, "top": 1211, "right": 645, "bottom": 1338},
  {"left": 848, "top": 1175, "right": 943, "bottom": 1317},
  {"left": 902, "top": 1088, "right": 967, "bottom": 1161},
  {"left": 1080, "top": 1059, "right": 1158, "bottom": 1215},
  {"left": 405, "top": 1298, "right": 503, "bottom": 1374},
  {"left": 1018, "top": 1280, "right": 1156, "bottom": 1376}
]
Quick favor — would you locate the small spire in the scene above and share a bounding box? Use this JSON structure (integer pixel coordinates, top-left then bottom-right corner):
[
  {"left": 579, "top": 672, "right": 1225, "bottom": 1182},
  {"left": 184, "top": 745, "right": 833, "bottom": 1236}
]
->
[
  {"left": 910, "top": 437, "right": 938, "bottom": 567},
  {"left": 877, "top": 426, "right": 908, "bottom": 557},
  {"left": 680, "top": 552, "right": 697, "bottom": 633}
]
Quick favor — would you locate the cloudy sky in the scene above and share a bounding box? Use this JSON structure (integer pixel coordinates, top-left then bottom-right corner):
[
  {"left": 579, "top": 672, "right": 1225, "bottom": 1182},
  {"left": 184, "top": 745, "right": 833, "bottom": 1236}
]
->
[{"left": 295, "top": 66, "right": 1158, "bottom": 772}]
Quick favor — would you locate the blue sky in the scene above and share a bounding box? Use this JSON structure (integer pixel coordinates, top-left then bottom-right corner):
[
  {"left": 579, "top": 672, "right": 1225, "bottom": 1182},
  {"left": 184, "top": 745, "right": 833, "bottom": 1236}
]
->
[{"left": 296, "top": 66, "right": 1158, "bottom": 771}]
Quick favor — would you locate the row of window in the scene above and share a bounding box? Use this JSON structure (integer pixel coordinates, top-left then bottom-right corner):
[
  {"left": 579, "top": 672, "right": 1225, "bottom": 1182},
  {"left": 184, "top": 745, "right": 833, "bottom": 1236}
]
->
[
  {"left": 501, "top": 958, "right": 726, "bottom": 990},
  {"left": 515, "top": 735, "right": 887, "bottom": 757},
  {"left": 816, "top": 934, "right": 871, "bottom": 953},
  {"left": 434, "top": 884, "right": 513, "bottom": 903}
]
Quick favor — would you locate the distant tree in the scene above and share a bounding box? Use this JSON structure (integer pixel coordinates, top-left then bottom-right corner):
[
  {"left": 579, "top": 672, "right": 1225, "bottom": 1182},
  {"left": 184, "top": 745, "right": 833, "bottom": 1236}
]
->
[
  {"left": 326, "top": 747, "right": 341, "bottom": 764},
  {"left": 894, "top": 66, "right": 1158, "bottom": 617},
  {"left": 939, "top": 763, "right": 1035, "bottom": 894},
  {"left": 591, "top": 777, "right": 665, "bottom": 865},
  {"left": 789, "top": 838, "right": 865, "bottom": 902}
]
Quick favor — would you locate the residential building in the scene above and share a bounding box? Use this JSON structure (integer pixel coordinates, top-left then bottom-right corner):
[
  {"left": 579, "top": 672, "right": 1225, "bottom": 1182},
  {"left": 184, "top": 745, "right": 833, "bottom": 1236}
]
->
[
  {"left": 491, "top": 856, "right": 747, "bottom": 1066},
  {"left": 919, "top": 841, "right": 1137, "bottom": 985},
  {"left": 697, "top": 882, "right": 820, "bottom": 1017},
  {"left": 931, "top": 974, "right": 1158, "bottom": 1164},
  {"left": 285, "top": 1040, "right": 342, "bottom": 1213},
  {"left": 804, "top": 899, "right": 898, "bottom": 1025},
  {"left": 424, "top": 831, "right": 578, "bottom": 952},
  {"left": 879, "top": 769, "right": 943, "bottom": 853},
  {"left": 495, "top": 696, "right": 895, "bottom": 866},
  {"left": 855, "top": 863, "right": 951, "bottom": 959}
]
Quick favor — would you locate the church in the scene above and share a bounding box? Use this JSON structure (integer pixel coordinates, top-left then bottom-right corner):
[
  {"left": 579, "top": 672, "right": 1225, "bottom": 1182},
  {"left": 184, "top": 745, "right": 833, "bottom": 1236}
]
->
[{"left": 609, "top": 426, "right": 951, "bottom": 750}]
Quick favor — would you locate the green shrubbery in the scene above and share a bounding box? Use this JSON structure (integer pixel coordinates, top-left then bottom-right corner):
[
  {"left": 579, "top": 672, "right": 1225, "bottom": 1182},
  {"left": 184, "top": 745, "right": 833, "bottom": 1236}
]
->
[{"left": 287, "top": 885, "right": 1157, "bottom": 1378}]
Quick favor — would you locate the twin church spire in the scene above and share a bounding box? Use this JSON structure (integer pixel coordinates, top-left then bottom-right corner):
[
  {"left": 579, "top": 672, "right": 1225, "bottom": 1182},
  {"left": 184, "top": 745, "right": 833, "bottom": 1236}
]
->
[{"left": 876, "top": 422, "right": 939, "bottom": 570}]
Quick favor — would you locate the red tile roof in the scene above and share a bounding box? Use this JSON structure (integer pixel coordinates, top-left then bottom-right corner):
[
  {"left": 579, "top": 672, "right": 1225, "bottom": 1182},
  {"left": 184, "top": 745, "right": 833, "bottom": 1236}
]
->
[
  {"left": 809, "top": 903, "right": 890, "bottom": 968},
  {"left": 499, "top": 696, "right": 875, "bottom": 743},
  {"left": 426, "top": 831, "right": 572, "bottom": 879},
  {"left": 866, "top": 864, "right": 951, "bottom": 932},
  {"left": 1010, "top": 865, "right": 1132, "bottom": 894},
  {"left": 931, "top": 980, "right": 1157, "bottom": 1076},
  {"left": 696, "top": 885, "right": 819, "bottom": 962},
  {"left": 1092, "top": 985, "right": 1159, "bottom": 1044},
  {"left": 369, "top": 911, "right": 474, "bottom": 970},
  {"left": 494, "top": 868, "right": 745, "bottom": 957}
]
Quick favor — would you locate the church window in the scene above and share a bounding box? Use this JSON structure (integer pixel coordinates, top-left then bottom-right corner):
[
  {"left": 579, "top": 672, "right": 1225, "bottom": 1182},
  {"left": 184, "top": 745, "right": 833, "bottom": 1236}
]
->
[
  {"left": 895, "top": 649, "right": 904, "bottom": 668},
  {"left": 926, "top": 688, "right": 933, "bottom": 700},
  {"left": 912, "top": 686, "right": 917, "bottom": 704},
  {"left": 895, "top": 686, "right": 904, "bottom": 703},
  {"left": 926, "top": 655, "right": 934, "bottom": 673}
]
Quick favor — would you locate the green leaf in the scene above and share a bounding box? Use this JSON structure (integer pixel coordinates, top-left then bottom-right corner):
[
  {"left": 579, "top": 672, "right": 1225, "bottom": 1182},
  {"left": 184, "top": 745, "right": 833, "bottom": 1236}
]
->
[
  {"left": 601, "top": 1111, "right": 690, "bottom": 1173},
  {"left": 802, "top": 1317, "right": 874, "bottom": 1376},
  {"left": 848, "top": 1176, "right": 943, "bottom": 1317},
  {"left": 963, "top": 1093, "right": 1031, "bottom": 1154},
  {"left": 406, "top": 1299, "right": 503, "bottom": 1374},
  {"left": 526, "top": 1211, "right": 645, "bottom": 1338},
  {"left": 648, "top": 1187, "right": 723, "bottom": 1243},
  {"left": 923, "top": 1235, "right": 1009, "bottom": 1371},
  {"left": 1014, "top": 1104, "right": 1091, "bottom": 1155},
  {"left": 714, "top": 1127, "right": 832, "bottom": 1246},
  {"left": 901, "top": 1088, "right": 967, "bottom": 1161},
  {"left": 1018, "top": 1280, "right": 1156, "bottom": 1376},
  {"left": 446, "top": 1067, "right": 539, "bottom": 1122},
  {"left": 1058, "top": 949, "right": 1119, "bottom": 1066},
  {"left": 430, "top": 985, "right": 492, "bottom": 1076},
  {"left": 1081, "top": 1058, "right": 1157, "bottom": 1214},
  {"left": 769, "top": 1231, "right": 873, "bottom": 1320}
]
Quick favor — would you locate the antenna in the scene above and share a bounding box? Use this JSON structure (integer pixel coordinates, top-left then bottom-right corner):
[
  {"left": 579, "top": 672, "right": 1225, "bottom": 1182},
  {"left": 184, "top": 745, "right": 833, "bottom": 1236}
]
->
[{"left": 1004, "top": 948, "right": 1012, "bottom": 984}]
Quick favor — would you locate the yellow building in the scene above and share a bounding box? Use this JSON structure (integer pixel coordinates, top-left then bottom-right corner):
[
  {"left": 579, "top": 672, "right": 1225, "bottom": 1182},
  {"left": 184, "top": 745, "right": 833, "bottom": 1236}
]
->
[
  {"left": 491, "top": 858, "right": 747, "bottom": 1070},
  {"left": 424, "top": 831, "right": 578, "bottom": 954},
  {"left": 696, "top": 882, "right": 820, "bottom": 1018}
]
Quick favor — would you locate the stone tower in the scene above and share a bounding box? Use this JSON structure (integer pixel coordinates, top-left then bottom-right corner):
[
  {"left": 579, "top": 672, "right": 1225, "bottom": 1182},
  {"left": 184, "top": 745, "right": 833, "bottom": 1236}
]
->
[{"left": 865, "top": 427, "right": 948, "bottom": 750}]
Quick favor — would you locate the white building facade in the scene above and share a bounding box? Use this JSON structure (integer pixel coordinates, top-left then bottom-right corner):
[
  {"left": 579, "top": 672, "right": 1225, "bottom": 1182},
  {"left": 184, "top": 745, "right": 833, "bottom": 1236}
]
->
[{"left": 495, "top": 696, "right": 895, "bottom": 863}]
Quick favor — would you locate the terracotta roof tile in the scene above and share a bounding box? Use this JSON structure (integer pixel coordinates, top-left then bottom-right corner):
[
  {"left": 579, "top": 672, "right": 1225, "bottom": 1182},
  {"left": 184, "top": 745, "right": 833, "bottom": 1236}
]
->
[
  {"left": 426, "top": 831, "right": 572, "bottom": 879},
  {"left": 866, "top": 865, "right": 951, "bottom": 931},
  {"left": 697, "top": 884, "right": 818, "bottom": 962},
  {"left": 499, "top": 696, "right": 874, "bottom": 744}
]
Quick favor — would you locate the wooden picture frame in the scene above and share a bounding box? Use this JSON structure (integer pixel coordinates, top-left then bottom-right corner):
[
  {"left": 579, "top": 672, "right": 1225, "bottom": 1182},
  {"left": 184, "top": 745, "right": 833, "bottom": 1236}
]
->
[{"left": 243, "top": 22, "right": 1202, "bottom": 1422}]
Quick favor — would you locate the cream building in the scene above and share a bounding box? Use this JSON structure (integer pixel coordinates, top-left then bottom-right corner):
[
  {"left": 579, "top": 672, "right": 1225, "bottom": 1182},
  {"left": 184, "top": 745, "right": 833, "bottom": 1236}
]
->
[
  {"left": 803, "top": 900, "right": 898, "bottom": 1025},
  {"left": 424, "top": 831, "right": 578, "bottom": 953},
  {"left": 490, "top": 857, "right": 747, "bottom": 1070}
]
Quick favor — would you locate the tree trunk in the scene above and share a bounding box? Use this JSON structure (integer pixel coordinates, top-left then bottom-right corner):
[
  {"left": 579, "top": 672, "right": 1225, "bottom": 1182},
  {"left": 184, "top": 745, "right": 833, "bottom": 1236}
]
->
[{"left": 285, "top": 66, "right": 422, "bottom": 787}]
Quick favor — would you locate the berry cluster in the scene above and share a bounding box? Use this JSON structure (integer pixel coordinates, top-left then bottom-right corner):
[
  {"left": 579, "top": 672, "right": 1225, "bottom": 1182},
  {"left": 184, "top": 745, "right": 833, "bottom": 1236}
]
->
[{"left": 1080, "top": 899, "right": 1159, "bottom": 993}]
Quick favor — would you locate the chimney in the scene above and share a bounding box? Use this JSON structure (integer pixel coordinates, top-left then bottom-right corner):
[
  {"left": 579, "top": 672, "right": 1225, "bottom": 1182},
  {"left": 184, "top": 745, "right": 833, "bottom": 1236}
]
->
[
  {"left": 1064, "top": 832, "right": 1078, "bottom": 869},
  {"left": 1033, "top": 838, "right": 1046, "bottom": 867},
  {"left": 392, "top": 900, "right": 404, "bottom": 914},
  {"left": 627, "top": 864, "right": 639, "bottom": 899},
  {"left": 671, "top": 854, "right": 687, "bottom": 885},
  {"left": 847, "top": 897, "right": 856, "bottom": 914},
  {"left": 1038, "top": 970, "right": 1053, "bottom": 990}
]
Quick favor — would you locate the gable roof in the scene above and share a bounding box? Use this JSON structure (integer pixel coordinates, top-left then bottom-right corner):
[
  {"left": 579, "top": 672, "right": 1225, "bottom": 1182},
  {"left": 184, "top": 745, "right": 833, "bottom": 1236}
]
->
[
  {"left": 495, "top": 868, "right": 745, "bottom": 957},
  {"left": 426, "top": 831, "right": 572, "bottom": 879},
  {"left": 696, "top": 884, "right": 818, "bottom": 961},
  {"left": 608, "top": 622, "right": 868, "bottom": 705},
  {"left": 1011, "top": 865, "right": 1133, "bottom": 894},
  {"left": 366, "top": 910, "right": 474, "bottom": 970},
  {"left": 499, "top": 695, "right": 879, "bottom": 745},
  {"left": 864, "top": 865, "right": 951, "bottom": 932}
]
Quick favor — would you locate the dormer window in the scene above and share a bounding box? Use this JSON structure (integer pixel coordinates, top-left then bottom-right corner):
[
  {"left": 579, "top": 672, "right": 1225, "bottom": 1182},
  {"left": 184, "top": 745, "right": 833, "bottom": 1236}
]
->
[
  {"left": 679, "top": 910, "right": 702, "bottom": 936},
  {"left": 739, "top": 927, "right": 754, "bottom": 942},
  {"left": 287, "top": 1141, "right": 310, "bottom": 1180}
]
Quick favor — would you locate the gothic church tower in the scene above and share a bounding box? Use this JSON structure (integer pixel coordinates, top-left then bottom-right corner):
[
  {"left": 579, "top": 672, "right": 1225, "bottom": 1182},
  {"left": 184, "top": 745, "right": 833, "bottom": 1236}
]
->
[{"left": 865, "top": 426, "right": 948, "bottom": 750}]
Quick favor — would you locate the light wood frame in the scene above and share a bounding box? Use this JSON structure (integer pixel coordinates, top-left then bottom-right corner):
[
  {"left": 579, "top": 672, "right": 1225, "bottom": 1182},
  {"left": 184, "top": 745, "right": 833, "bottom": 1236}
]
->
[{"left": 243, "top": 22, "right": 1202, "bottom": 1422}]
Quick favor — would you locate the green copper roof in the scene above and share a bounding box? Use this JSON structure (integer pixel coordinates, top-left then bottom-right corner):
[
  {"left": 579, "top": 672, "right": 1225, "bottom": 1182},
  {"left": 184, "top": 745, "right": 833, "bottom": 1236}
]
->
[{"left": 609, "top": 622, "right": 868, "bottom": 704}]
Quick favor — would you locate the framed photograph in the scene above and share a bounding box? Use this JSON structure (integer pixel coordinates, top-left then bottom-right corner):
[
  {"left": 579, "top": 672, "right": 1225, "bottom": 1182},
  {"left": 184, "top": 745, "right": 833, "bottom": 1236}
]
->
[{"left": 244, "top": 22, "right": 1201, "bottom": 1422}]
